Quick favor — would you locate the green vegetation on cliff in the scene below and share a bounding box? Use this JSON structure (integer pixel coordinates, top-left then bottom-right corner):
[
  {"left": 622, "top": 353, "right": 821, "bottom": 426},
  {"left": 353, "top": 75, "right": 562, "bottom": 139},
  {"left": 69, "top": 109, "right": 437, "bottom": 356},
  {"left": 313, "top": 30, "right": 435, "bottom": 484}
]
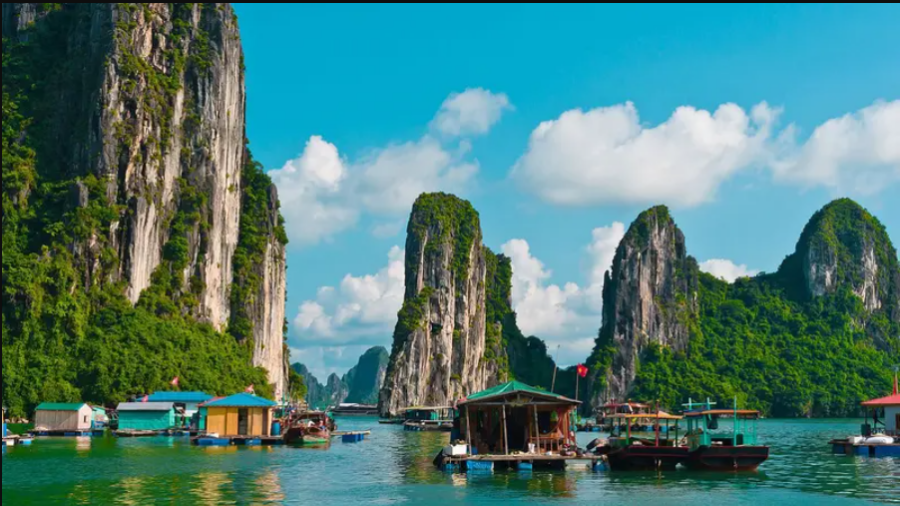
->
[
  {"left": 1, "top": 6, "right": 278, "bottom": 417},
  {"left": 612, "top": 200, "right": 899, "bottom": 417}
]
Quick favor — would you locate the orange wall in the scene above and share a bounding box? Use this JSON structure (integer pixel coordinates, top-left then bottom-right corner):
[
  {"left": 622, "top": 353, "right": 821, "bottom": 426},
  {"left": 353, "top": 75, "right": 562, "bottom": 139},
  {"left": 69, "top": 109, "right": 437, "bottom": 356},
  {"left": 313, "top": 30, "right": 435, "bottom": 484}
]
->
[{"left": 205, "top": 407, "right": 271, "bottom": 437}]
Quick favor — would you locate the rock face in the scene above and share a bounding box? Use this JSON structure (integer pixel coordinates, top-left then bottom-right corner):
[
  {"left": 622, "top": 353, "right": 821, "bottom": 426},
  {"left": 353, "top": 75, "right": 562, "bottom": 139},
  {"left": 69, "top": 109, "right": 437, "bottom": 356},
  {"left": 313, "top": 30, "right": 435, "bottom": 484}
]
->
[
  {"left": 2, "top": 3, "right": 286, "bottom": 396},
  {"left": 344, "top": 347, "right": 389, "bottom": 405},
  {"left": 589, "top": 206, "right": 700, "bottom": 406},
  {"left": 379, "top": 193, "right": 507, "bottom": 417},
  {"left": 779, "top": 198, "right": 900, "bottom": 349}
]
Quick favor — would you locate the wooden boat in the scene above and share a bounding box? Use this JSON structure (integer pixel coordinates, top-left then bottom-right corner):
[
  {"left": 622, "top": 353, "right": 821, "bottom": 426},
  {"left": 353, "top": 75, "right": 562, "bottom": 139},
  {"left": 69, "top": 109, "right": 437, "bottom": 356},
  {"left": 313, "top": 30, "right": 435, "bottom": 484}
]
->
[
  {"left": 596, "top": 402, "right": 656, "bottom": 432},
  {"left": 595, "top": 412, "right": 687, "bottom": 471},
  {"left": 400, "top": 407, "right": 456, "bottom": 432},
  {"left": 283, "top": 411, "right": 335, "bottom": 447},
  {"left": 682, "top": 399, "right": 769, "bottom": 471}
]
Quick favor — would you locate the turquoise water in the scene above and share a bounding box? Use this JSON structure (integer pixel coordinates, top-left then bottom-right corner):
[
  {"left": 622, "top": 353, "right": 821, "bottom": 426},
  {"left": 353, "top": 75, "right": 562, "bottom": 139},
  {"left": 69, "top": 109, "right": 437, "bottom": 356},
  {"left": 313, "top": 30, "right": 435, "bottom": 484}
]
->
[{"left": 2, "top": 418, "right": 896, "bottom": 505}]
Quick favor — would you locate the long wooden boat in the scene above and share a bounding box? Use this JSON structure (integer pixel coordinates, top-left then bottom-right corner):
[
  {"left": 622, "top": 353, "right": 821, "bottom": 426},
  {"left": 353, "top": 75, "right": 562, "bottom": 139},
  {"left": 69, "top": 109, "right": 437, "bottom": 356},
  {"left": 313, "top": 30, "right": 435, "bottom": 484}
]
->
[
  {"left": 595, "top": 412, "right": 687, "bottom": 471},
  {"left": 682, "top": 399, "right": 769, "bottom": 471}
]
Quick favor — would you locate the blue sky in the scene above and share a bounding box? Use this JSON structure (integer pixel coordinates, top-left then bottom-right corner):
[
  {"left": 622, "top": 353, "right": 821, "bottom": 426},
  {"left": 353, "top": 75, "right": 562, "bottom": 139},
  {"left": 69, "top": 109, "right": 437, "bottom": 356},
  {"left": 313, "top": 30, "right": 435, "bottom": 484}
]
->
[{"left": 233, "top": 4, "right": 900, "bottom": 380}]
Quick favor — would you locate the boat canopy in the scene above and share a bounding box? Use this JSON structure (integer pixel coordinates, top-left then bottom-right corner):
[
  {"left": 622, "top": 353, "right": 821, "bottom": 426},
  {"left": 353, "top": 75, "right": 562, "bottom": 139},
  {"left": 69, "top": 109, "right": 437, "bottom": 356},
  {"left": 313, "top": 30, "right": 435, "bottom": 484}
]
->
[
  {"left": 608, "top": 411, "right": 682, "bottom": 421},
  {"left": 684, "top": 409, "right": 761, "bottom": 419}
]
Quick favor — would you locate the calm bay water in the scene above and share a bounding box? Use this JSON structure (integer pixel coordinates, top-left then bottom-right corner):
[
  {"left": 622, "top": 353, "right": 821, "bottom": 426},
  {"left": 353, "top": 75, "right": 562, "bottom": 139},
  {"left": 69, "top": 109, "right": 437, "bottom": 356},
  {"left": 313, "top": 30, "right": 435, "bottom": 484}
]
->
[{"left": 2, "top": 418, "right": 896, "bottom": 505}]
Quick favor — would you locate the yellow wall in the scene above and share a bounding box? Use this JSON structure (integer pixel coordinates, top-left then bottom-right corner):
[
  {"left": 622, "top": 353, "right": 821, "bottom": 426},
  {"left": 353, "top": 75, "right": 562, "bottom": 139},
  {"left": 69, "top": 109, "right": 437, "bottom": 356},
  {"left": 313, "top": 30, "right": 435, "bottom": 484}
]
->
[{"left": 205, "top": 407, "right": 271, "bottom": 437}]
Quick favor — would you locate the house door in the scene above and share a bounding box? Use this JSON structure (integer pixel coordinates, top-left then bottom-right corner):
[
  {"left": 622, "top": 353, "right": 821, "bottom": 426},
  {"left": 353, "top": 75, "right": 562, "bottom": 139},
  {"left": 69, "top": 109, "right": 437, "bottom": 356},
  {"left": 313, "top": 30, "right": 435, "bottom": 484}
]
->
[
  {"left": 238, "top": 409, "right": 249, "bottom": 436},
  {"left": 895, "top": 414, "right": 899, "bottom": 435}
]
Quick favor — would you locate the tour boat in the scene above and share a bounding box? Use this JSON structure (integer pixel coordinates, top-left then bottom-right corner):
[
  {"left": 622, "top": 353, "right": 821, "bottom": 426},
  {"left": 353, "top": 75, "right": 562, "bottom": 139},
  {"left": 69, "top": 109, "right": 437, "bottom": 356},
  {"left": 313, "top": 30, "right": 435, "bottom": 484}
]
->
[{"left": 682, "top": 399, "right": 769, "bottom": 471}]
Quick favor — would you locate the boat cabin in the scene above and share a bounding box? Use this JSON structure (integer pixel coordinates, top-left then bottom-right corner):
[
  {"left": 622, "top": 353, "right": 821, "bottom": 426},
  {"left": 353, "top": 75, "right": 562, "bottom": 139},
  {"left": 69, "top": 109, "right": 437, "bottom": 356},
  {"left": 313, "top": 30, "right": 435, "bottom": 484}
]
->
[
  {"left": 861, "top": 394, "right": 899, "bottom": 437},
  {"left": 457, "top": 381, "right": 580, "bottom": 456},
  {"left": 683, "top": 399, "right": 761, "bottom": 451},
  {"left": 607, "top": 411, "right": 682, "bottom": 446}
]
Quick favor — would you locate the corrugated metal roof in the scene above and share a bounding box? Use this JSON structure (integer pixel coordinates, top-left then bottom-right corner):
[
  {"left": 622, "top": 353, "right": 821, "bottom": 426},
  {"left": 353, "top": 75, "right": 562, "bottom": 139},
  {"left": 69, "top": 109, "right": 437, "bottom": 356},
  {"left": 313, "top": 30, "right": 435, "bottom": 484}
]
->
[
  {"left": 203, "top": 393, "right": 277, "bottom": 408},
  {"left": 35, "top": 403, "right": 88, "bottom": 411},
  {"left": 147, "top": 392, "right": 213, "bottom": 403},
  {"left": 117, "top": 402, "right": 175, "bottom": 412},
  {"left": 461, "top": 381, "right": 580, "bottom": 406}
]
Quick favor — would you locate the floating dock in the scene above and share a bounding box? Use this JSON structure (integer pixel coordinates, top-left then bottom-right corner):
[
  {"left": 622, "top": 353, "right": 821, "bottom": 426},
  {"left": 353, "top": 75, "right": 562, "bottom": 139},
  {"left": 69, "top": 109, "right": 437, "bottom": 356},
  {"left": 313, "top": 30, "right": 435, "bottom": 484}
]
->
[
  {"left": 439, "top": 454, "right": 603, "bottom": 472},
  {"left": 190, "top": 435, "right": 285, "bottom": 447},
  {"left": 31, "top": 430, "right": 104, "bottom": 437},
  {"left": 830, "top": 440, "right": 900, "bottom": 458},
  {"left": 332, "top": 430, "right": 370, "bottom": 443}
]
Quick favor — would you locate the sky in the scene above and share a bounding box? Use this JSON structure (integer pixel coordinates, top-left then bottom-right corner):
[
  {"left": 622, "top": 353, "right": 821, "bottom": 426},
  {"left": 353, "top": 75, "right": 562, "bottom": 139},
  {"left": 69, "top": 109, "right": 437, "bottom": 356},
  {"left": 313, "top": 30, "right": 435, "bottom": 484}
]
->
[{"left": 232, "top": 4, "right": 900, "bottom": 381}]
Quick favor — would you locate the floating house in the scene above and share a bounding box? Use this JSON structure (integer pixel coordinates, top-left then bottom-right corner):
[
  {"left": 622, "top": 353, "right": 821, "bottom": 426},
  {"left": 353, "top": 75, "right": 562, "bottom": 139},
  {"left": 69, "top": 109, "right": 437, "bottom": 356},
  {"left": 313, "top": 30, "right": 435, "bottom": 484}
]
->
[
  {"left": 34, "top": 403, "right": 93, "bottom": 433},
  {"left": 203, "top": 394, "right": 277, "bottom": 437},
  {"left": 116, "top": 402, "right": 176, "bottom": 432},
  {"left": 197, "top": 397, "right": 225, "bottom": 431},
  {"left": 436, "top": 381, "right": 596, "bottom": 471},
  {"left": 862, "top": 393, "right": 899, "bottom": 437},
  {"left": 831, "top": 375, "right": 900, "bottom": 458},
  {"left": 147, "top": 392, "right": 212, "bottom": 419}
]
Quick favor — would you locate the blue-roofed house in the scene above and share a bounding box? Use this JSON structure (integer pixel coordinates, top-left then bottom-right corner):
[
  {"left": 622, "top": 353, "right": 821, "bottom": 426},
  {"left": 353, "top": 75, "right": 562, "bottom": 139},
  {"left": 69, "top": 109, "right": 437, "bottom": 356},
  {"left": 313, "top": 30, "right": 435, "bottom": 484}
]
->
[
  {"left": 204, "top": 394, "right": 277, "bottom": 437},
  {"left": 146, "top": 392, "right": 212, "bottom": 419}
]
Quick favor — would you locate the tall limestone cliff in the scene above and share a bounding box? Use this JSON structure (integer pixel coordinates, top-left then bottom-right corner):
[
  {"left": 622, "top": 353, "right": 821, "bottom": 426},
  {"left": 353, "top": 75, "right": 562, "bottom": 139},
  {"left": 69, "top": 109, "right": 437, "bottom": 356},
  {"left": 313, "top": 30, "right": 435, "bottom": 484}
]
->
[
  {"left": 344, "top": 346, "right": 389, "bottom": 405},
  {"left": 379, "top": 193, "right": 508, "bottom": 416},
  {"left": 588, "top": 206, "right": 700, "bottom": 406},
  {"left": 2, "top": 3, "right": 287, "bottom": 410},
  {"left": 778, "top": 198, "right": 900, "bottom": 350}
]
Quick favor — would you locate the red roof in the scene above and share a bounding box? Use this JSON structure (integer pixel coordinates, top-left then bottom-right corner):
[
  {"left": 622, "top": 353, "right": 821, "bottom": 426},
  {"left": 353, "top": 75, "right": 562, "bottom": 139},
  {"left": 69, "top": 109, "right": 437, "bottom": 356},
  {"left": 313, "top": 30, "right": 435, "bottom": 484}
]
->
[{"left": 861, "top": 394, "right": 900, "bottom": 407}]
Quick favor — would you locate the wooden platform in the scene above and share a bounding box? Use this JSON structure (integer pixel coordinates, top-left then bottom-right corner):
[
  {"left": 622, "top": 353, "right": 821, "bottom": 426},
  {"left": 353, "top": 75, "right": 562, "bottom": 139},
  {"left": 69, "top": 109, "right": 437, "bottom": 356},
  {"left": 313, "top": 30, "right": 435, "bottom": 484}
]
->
[
  {"left": 190, "top": 435, "right": 285, "bottom": 447},
  {"left": 440, "top": 454, "right": 603, "bottom": 472},
  {"left": 332, "top": 430, "right": 371, "bottom": 437},
  {"left": 831, "top": 440, "right": 900, "bottom": 458},
  {"left": 31, "top": 430, "right": 104, "bottom": 437}
]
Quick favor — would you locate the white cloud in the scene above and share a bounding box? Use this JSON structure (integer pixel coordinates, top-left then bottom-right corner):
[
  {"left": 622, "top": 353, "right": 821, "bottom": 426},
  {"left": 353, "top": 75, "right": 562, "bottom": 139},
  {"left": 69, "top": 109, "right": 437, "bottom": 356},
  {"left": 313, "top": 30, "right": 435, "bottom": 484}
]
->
[
  {"left": 502, "top": 222, "right": 625, "bottom": 367},
  {"left": 272, "top": 89, "right": 513, "bottom": 246},
  {"left": 431, "top": 88, "right": 513, "bottom": 137},
  {"left": 772, "top": 100, "right": 900, "bottom": 194},
  {"left": 293, "top": 246, "right": 405, "bottom": 347},
  {"left": 511, "top": 99, "right": 899, "bottom": 208},
  {"left": 269, "top": 136, "right": 358, "bottom": 245},
  {"left": 512, "top": 102, "right": 778, "bottom": 207},
  {"left": 699, "top": 259, "right": 759, "bottom": 283}
]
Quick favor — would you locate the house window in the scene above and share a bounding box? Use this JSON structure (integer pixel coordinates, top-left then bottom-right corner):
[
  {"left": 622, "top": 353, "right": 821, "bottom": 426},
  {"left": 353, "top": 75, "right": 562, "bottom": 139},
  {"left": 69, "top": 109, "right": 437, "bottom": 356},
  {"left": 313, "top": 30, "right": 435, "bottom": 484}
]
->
[{"left": 84, "top": 416, "right": 88, "bottom": 423}]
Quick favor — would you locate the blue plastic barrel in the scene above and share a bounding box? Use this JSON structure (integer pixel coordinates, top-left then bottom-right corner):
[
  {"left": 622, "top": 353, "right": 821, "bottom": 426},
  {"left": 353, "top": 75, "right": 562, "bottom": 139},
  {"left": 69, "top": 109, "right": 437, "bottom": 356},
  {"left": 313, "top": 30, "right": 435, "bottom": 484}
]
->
[{"left": 271, "top": 422, "right": 282, "bottom": 437}]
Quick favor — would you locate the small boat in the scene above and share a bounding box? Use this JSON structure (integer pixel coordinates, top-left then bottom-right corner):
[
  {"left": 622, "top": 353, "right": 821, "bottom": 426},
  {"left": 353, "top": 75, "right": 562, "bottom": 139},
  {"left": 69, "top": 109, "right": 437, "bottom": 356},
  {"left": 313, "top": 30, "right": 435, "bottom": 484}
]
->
[
  {"left": 401, "top": 407, "right": 455, "bottom": 432},
  {"left": 594, "top": 411, "right": 687, "bottom": 471},
  {"left": 283, "top": 411, "right": 336, "bottom": 447},
  {"left": 682, "top": 398, "right": 769, "bottom": 471},
  {"left": 830, "top": 377, "right": 899, "bottom": 458},
  {"left": 596, "top": 402, "right": 655, "bottom": 432}
]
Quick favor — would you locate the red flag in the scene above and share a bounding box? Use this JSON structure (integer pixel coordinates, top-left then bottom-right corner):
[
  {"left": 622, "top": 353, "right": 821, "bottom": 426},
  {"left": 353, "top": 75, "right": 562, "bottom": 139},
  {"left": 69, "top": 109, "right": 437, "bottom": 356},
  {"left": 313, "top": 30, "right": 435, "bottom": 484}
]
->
[
  {"left": 245, "top": 384, "right": 255, "bottom": 394},
  {"left": 170, "top": 376, "right": 179, "bottom": 387},
  {"left": 577, "top": 364, "right": 589, "bottom": 379},
  {"left": 893, "top": 371, "right": 898, "bottom": 396}
]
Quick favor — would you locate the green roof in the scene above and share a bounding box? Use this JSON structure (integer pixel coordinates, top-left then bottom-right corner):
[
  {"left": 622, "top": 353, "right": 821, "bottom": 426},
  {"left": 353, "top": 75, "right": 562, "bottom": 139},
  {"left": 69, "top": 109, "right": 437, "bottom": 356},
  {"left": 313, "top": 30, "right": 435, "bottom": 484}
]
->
[
  {"left": 463, "top": 381, "right": 578, "bottom": 404},
  {"left": 35, "top": 403, "right": 87, "bottom": 412}
]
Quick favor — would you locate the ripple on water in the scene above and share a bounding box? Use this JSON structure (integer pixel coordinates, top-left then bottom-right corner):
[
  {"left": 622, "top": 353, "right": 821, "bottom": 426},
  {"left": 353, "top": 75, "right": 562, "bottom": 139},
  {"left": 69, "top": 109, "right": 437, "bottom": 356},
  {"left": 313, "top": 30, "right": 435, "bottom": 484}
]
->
[{"left": 1, "top": 418, "right": 897, "bottom": 505}]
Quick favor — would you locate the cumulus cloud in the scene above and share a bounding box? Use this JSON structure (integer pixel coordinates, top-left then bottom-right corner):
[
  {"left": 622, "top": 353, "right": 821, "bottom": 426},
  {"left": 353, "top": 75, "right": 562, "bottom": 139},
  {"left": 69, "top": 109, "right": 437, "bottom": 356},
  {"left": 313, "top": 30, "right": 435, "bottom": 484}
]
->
[
  {"left": 431, "top": 88, "right": 513, "bottom": 137},
  {"left": 293, "top": 246, "right": 405, "bottom": 347},
  {"left": 511, "top": 102, "right": 778, "bottom": 207},
  {"left": 502, "top": 222, "right": 626, "bottom": 366},
  {"left": 699, "top": 259, "right": 759, "bottom": 283},
  {"left": 512, "top": 99, "right": 899, "bottom": 208},
  {"left": 771, "top": 100, "right": 900, "bottom": 194},
  {"left": 272, "top": 89, "right": 512, "bottom": 246}
]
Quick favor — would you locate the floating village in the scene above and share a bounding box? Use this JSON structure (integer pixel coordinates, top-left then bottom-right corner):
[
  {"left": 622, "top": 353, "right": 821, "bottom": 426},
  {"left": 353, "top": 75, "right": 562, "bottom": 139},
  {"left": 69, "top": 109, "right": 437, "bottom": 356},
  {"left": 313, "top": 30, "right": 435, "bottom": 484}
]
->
[{"left": 3, "top": 371, "right": 898, "bottom": 471}]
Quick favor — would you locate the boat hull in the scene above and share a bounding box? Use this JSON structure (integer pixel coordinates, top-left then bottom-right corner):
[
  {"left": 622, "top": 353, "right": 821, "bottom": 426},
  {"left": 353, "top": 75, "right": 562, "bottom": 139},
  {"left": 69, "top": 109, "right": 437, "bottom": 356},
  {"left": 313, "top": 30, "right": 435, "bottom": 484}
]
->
[
  {"left": 284, "top": 427, "right": 331, "bottom": 447},
  {"left": 605, "top": 446, "right": 689, "bottom": 471},
  {"left": 683, "top": 446, "right": 769, "bottom": 471}
]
